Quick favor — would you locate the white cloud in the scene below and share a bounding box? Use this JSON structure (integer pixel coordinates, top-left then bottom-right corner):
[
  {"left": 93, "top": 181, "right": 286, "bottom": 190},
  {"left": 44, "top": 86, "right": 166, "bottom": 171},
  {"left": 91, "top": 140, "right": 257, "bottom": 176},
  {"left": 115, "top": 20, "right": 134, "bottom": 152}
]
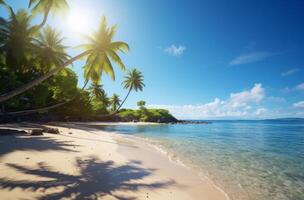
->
[
  {"left": 229, "top": 51, "right": 276, "bottom": 66},
  {"left": 281, "top": 68, "right": 300, "bottom": 76},
  {"left": 295, "top": 83, "right": 304, "bottom": 91},
  {"left": 148, "top": 83, "right": 267, "bottom": 119},
  {"left": 227, "top": 83, "right": 265, "bottom": 108},
  {"left": 282, "top": 83, "right": 304, "bottom": 93},
  {"left": 165, "top": 44, "right": 186, "bottom": 56},
  {"left": 254, "top": 108, "right": 268, "bottom": 115},
  {"left": 293, "top": 101, "right": 304, "bottom": 108}
]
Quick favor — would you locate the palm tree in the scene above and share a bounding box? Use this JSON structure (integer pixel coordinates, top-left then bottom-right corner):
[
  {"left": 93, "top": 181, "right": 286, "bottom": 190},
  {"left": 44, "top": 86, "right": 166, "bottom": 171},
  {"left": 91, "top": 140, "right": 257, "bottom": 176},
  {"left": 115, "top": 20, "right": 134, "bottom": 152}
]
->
[
  {"left": 88, "top": 83, "right": 110, "bottom": 113},
  {"left": 28, "top": 0, "right": 68, "bottom": 29},
  {"left": 0, "top": 1, "right": 14, "bottom": 17},
  {"left": 0, "top": 16, "right": 129, "bottom": 103},
  {"left": 0, "top": 0, "right": 9, "bottom": 12},
  {"left": 33, "top": 25, "right": 70, "bottom": 72},
  {"left": 88, "top": 83, "right": 104, "bottom": 100},
  {"left": 82, "top": 17, "right": 128, "bottom": 84},
  {"left": 110, "top": 94, "right": 120, "bottom": 112},
  {"left": 0, "top": 17, "right": 8, "bottom": 50},
  {"left": 137, "top": 100, "right": 146, "bottom": 110},
  {"left": 113, "top": 68, "right": 145, "bottom": 113},
  {"left": 2, "top": 9, "right": 36, "bottom": 73}
]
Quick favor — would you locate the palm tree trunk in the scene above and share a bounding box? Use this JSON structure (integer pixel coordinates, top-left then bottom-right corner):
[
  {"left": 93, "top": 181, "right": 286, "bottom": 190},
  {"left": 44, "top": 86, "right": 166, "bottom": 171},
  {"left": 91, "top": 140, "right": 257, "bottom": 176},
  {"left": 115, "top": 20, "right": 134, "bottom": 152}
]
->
[
  {"left": 115, "top": 88, "right": 132, "bottom": 113},
  {"left": 0, "top": 50, "right": 91, "bottom": 103},
  {"left": 0, "top": 80, "right": 89, "bottom": 116},
  {"left": 35, "top": 5, "right": 50, "bottom": 30},
  {"left": 97, "top": 88, "right": 132, "bottom": 118}
]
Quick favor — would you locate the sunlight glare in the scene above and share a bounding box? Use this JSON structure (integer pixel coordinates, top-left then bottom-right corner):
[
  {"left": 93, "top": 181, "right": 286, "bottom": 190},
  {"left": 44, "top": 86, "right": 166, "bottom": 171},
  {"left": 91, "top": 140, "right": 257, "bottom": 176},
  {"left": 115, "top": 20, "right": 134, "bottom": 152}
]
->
[{"left": 66, "top": 8, "right": 93, "bottom": 35}]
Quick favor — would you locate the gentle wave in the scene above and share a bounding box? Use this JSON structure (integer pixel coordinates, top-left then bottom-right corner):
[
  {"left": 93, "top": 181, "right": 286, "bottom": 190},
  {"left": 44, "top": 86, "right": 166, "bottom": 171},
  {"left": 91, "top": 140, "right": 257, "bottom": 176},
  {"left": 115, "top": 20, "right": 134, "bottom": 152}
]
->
[{"left": 99, "top": 120, "right": 304, "bottom": 200}]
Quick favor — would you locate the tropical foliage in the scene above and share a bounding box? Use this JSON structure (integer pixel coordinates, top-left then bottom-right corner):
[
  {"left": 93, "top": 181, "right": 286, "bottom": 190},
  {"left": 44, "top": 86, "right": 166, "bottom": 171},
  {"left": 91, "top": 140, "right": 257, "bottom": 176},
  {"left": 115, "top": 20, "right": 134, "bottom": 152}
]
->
[
  {"left": 29, "top": 0, "right": 69, "bottom": 29},
  {"left": 88, "top": 83, "right": 109, "bottom": 114},
  {"left": 137, "top": 100, "right": 146, "bottom": 110},
  {"left": 0, "top": 8, "right": 129, "bottom": 103},
  {"left": 34, "top": 26, "right": 70, "bottom": 72},
  {"left": 110, "top": 94, "right": 121, "bottom": 112},
  {"left": 118, "top": 108, "right": 178, "bottom": 123},
  {"left": 82, "top": 16, "right": 129, "bottom": 84},
  {"left": 0, "top": 1, "right": 178, "bottom": 123}
]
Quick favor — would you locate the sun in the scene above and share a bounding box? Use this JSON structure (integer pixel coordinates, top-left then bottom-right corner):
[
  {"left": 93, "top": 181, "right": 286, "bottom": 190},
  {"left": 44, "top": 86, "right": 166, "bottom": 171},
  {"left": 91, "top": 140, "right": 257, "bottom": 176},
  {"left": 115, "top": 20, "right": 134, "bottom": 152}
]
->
[{"left": 66, "top": 9, "right": 93, "bottom": 34}]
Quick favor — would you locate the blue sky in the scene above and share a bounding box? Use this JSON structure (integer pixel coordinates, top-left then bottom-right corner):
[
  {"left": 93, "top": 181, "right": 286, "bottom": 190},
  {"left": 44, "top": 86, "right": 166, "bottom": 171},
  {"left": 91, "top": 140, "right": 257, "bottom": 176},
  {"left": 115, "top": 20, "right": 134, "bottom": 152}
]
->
[{"left": 1, "top": 0, "right": 304, "bottom": 119}]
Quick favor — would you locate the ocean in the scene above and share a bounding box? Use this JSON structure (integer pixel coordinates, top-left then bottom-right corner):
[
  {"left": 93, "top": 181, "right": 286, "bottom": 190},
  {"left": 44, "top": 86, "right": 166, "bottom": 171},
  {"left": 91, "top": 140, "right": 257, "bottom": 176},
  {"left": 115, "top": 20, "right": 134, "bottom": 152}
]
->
[{"left": 99, "top": 120, "right": 304, "bottom": 200}]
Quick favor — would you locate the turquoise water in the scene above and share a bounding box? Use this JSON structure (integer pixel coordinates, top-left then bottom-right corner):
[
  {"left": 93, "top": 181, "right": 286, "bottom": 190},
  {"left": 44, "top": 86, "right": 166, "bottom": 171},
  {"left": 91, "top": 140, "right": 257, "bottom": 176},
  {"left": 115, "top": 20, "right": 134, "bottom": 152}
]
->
[{"left": 100, "top": 120, "right": 304, "bottom": 200}]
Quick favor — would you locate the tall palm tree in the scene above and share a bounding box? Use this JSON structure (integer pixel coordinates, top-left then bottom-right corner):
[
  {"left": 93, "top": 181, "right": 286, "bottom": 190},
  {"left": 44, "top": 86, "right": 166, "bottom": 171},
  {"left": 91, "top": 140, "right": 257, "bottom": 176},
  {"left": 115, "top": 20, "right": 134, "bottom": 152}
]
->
[
  {"left": 0, "top": 16, "right": 129, "bottom": 103},
  {"left": 114, "top": 68, "right": 145, "bottom": 113},
  {"left": 28, "top": 0, "right": 68, "bottom": 29},
  {"left": 2, "top": 9, "right": 36, "bottom": 73},
  {"left": 110, "top": 94, "right": 120, "bottom": 112},
  {"left": 33, "top": 25, "right": 70, "bottom": 72}
]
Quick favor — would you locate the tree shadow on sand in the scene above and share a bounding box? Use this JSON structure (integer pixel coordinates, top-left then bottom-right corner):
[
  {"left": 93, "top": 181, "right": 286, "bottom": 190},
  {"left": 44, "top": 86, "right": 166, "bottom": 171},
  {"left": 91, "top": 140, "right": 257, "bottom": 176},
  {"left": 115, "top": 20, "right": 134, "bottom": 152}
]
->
[
  {"left": 0, "top": 134, "right": 78, "bottom": 159},
  {"left": 0, "top": 156, "right": 176, "bottom": 200}
]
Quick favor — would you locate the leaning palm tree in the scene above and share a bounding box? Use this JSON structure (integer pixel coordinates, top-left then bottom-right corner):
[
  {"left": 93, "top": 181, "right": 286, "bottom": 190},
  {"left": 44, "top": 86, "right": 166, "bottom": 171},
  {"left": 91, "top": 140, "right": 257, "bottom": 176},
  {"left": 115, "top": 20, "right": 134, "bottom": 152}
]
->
[
  {"left": 28, "top": 0, "right": 68, "bottom": 29},
  {"left": 113, "top": 68, "right": 145, "bottom": 113},
  {"left": 110, "top": 94, "right": 121, "bottom": 112},
  {"left": 0, "top": 16, "right": 129, "bottom": 103},
  {"left": 33, "top": 25, "right": 70, "bottom": 72}
]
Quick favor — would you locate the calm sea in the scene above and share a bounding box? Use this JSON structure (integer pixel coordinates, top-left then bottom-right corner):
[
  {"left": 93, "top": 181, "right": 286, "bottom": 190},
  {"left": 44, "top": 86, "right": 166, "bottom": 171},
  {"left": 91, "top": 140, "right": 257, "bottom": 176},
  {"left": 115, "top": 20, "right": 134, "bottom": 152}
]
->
[{"left": 99, "top": 120, "right": 304, "bottom": 200}]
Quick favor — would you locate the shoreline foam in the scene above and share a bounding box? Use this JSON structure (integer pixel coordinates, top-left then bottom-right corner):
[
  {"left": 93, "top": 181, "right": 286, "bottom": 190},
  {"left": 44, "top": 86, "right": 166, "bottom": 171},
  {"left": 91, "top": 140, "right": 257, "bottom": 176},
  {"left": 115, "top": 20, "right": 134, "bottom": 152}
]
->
[{"left": 111, "top": 131, "right": 231, "bottom": 200}]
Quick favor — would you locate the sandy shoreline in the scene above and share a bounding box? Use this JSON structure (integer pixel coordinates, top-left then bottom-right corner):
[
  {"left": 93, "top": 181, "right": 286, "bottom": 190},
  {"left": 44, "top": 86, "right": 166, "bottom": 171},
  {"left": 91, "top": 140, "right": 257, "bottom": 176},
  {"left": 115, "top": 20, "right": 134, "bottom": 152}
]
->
[{"left": 0, "top": 122, "right": 229, "bottom": 200}]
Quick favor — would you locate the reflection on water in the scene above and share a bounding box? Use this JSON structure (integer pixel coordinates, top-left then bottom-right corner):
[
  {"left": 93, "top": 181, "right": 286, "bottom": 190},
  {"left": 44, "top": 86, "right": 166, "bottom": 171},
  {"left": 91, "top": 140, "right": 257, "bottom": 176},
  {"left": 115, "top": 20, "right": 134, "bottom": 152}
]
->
[{"left": 99, "top": 120, "right": 304, "bottom": 200}]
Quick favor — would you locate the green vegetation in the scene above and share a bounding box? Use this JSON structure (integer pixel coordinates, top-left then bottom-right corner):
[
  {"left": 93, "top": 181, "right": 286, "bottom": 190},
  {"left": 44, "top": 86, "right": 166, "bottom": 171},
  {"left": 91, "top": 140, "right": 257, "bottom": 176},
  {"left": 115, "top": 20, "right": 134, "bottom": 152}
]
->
[
  {"left": 113, "top": 69, "right": 145, "bottom": 114},
  {"left": 88, "top": 83, "right": 110, "bottom": 115},
  {"left": 117, "top": 101, "right": 178, "bottom": 123},
  {"left": 110, "top": 94, "right": 121, "bottom": 112},
  {"left": 0, "top": 1, "right": 178, "bottom": 123},
  {"left": 118, "top": 108, "right": 178, "bottom": 123}
]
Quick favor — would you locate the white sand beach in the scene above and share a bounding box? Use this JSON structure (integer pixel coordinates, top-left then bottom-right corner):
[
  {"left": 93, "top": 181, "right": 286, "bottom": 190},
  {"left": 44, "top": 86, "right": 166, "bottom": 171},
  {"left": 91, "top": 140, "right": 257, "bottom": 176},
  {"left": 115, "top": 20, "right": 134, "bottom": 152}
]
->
[{"left": 0, "top": 122, "right": 229, "bottom": 200}]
